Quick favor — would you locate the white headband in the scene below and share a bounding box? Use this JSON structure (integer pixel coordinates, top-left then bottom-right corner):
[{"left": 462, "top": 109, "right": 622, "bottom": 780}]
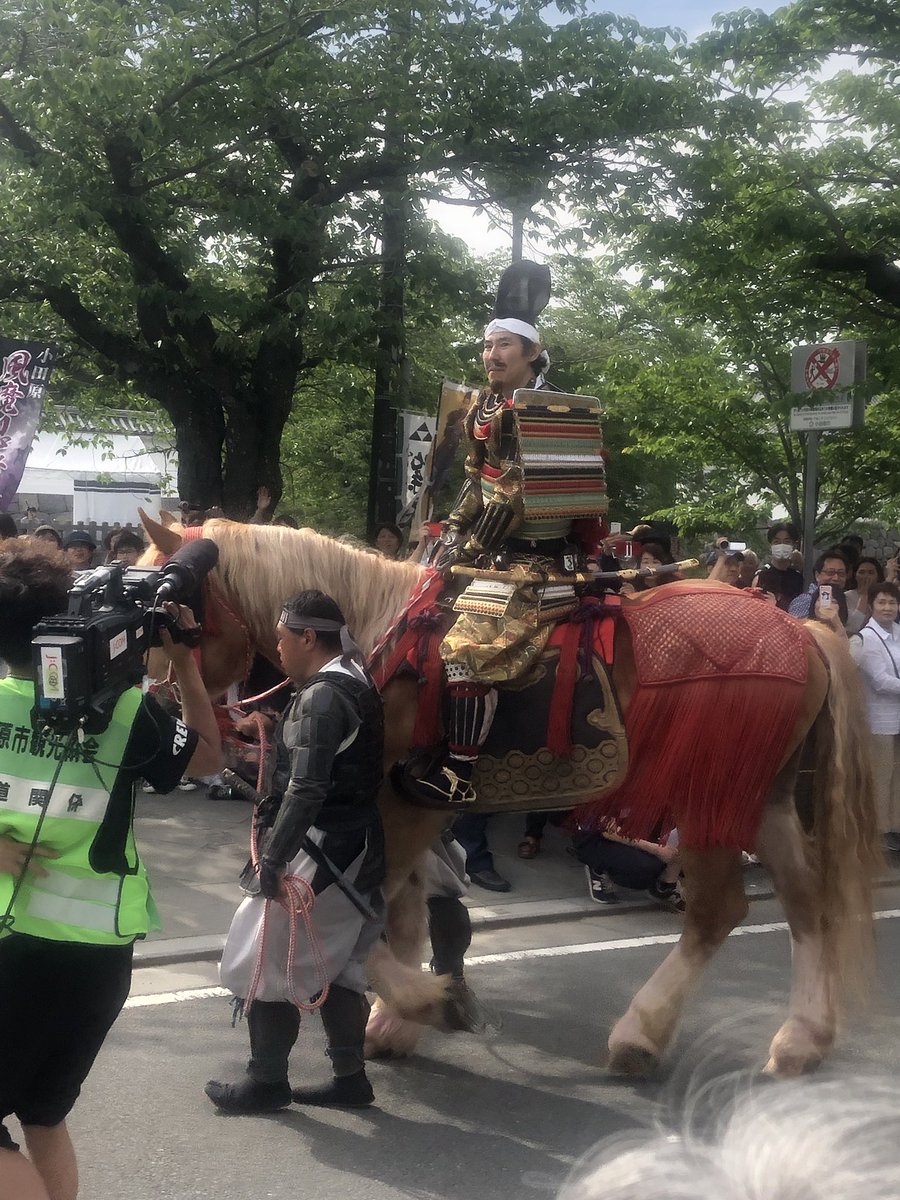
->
[{"left": 484, "top": 318, "right": 540, "bottom": 343}]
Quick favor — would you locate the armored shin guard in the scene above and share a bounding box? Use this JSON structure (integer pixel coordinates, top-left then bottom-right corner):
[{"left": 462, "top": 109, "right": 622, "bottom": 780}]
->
[{"left": 447, "top": 683, "right": 497, "bottom": 761}]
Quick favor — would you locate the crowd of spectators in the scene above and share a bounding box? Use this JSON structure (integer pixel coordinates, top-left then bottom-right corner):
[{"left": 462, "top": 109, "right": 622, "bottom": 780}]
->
[{"left": 4, "top": 505, "right": 899, "bottom": 893}]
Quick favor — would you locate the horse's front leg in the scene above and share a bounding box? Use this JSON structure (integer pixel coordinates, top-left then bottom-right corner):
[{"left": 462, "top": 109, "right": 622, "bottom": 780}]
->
[
  {"left": 755, "top": 795, "right": 836, "bottom": 1077},
  {"left": 366, "top": 865, "right": 436, "bottom": 1058},
  {"left": 607, "top": 847, "right": 747, "bottom": 1075}
]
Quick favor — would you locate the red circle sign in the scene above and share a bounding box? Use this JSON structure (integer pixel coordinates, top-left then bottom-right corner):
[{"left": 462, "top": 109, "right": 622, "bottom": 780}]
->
[{"left": 805, "top": 345, "right": 841, "bottom": 390}]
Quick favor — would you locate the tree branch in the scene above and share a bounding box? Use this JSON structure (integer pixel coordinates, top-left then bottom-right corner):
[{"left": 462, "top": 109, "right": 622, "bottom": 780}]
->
[
  {"left": 153, "top": 12, "right": 334, "bottom": 117},
  {"left": 0, "top": 97, "right": 49, "bottom": 165}
]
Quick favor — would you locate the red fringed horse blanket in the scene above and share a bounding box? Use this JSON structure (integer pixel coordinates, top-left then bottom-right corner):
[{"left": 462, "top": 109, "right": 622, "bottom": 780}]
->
[
  {"left": 578, "top": 582, "right": 812, "bottom": 849},
  {"left": 371, "top": 574, "right": 813, "bottom": 843}
]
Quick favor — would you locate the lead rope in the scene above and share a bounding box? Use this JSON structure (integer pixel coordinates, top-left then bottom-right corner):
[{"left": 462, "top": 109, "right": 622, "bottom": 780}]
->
[{"left": 243, "top": 711, "right": 329, "bottom": 1016}]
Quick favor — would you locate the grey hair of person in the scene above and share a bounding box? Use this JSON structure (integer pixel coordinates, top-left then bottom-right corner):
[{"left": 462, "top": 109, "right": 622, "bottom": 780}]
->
[{"left": 558, "top": 1076, "right": 900, "bottom": 1200}]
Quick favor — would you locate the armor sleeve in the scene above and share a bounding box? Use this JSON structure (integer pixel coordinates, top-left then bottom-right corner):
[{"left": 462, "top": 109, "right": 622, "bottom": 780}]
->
[{"left": 264, "top": 681, "right": 360, "bottom": 865}]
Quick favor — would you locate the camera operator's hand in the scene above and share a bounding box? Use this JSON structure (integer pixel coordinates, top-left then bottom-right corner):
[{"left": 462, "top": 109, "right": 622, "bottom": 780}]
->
[
  {"left": 158, "top": 602, "right": 201, "bottom": 666},
  {"left": 0, "top": 835, "right": 58, "bottom": 878},
  {"left": 157, "top": 602, "right": 224, "bottom": 778}
]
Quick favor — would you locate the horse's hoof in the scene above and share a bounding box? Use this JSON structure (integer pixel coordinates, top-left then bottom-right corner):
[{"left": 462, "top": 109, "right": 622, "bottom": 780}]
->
[
  {"left": 762, "top": 1052, "right": 823, "bottom": 1078},
  {"left": 441, "top": 978, "right": 489, "bottom": 1034},
  {"left": 763, "top": 1019, "right": 831, "bottom": 1078},
  {"left": 364, "top": 1011, "right": 422, "bottom": 1059},
  {"left": 607, "top": 1042, "right": 660, "bottom": 1077}
]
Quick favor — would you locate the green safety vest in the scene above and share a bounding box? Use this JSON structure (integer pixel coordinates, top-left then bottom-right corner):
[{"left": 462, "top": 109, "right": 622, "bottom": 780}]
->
[{"left": 0, "top": 677, "right": 158, "bottom": 945}]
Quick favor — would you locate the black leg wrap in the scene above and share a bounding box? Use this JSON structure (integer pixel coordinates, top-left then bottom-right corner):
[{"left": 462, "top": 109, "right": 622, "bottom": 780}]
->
[
  {"left": 428, "top": 895, "right": 472, "bottom": 979},
  {"left": 247, "top": 1000, "right": 301, "bottom": 1084},
  {"left": 290, "top": 986, "right": 375, "bottom": 1108},
  {"left": 320, "top": 985, "right": 370, "bottom": 1078}
]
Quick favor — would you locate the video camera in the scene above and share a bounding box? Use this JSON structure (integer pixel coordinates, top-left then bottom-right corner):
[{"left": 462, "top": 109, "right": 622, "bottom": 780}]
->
[{"left": 31, "top": 539, "right": 220, "bottom": 734}]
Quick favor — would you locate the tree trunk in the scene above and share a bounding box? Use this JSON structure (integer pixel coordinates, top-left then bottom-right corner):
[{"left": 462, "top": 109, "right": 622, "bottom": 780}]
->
[
  {"left": 168, "top": 392, "right": 227, "bottom": 509},
  {"left": 221, "top": 392, "right": 291, "bottom": 519}
]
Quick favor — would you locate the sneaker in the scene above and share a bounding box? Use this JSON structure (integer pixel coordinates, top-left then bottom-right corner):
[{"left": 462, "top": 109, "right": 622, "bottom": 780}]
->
[
  {"left": 142, "top": 781, "right": 156, "bottom": 794},
  {"left": 883, "top": 833, "right": 900, "bottom": 854},
  {"left": 585, "top": 866, "right": 619, "bottom": 904},
  {"left": 177, "top": 778, "right": 199, "bottom": 792},
  {"left": 742, "top": 851, "right": 761, "bottom": 866},
  {"left": 647, "top": 878, "right": 686, "bottom": 913}
]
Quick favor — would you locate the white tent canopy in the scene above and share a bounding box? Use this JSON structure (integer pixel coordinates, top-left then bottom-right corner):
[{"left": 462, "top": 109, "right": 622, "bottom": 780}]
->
[{"left": 13, "top": 416, "right": 177, "bottom": 528}]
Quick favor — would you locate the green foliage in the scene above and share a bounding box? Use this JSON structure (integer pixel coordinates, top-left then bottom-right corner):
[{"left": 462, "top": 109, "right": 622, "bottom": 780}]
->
[
  {"left": 569, "top": 1, "right": 900, "bottom": 538},
  {"left": 0, "top": 0, "right": 709, "bottom": 515}
]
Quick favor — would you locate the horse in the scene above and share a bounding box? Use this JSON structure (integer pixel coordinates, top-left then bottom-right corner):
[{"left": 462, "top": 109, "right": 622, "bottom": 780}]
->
[{"left": 139, "top": 511, "right": 881, "bottom": 1078}]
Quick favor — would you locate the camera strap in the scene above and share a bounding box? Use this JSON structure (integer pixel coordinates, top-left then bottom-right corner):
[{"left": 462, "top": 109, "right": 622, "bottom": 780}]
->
[{"left": 0, "top": 729, "right": 79, "bottom": 934}]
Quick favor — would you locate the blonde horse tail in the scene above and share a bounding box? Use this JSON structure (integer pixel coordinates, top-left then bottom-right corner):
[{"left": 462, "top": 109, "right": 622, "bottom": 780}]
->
[{"left": 804, "top": 622, "right": 882, "bottom": 1004}]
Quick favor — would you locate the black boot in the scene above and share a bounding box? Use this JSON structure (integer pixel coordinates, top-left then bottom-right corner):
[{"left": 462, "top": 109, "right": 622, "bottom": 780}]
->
[
  {"left": 205, "top": 1000, "right": 299, "bottom": 1113},
  {"left": 428, "top": 895, "right": 471, "bottom": 978},
  {"left": 292, "top": 986, "right": 375, "bottom": 1108},
  {"left": 291, "top": 1070, "right": 375, "bottom": 1108},
  {"left": 205, "top": 1077, "right": 292, "bottom": 1113}
]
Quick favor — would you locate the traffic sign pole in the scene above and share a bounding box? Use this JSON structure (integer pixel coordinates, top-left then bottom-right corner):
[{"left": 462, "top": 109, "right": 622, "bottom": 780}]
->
[{"left": 802, "top": 430, "right": 819, "bottom": 585}]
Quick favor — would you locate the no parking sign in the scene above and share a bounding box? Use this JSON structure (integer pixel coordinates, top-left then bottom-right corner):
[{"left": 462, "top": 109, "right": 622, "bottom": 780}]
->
[{"left": 789, "top": 340, "right": 866, "bottom": 431}]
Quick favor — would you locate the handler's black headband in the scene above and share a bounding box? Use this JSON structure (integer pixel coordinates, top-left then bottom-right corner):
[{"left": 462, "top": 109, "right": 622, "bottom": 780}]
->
[{"left": 278, "top": 609, "right": 344, "bottom": 634}]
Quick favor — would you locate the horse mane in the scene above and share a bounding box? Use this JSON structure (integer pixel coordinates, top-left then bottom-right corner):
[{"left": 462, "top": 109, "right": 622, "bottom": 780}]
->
[{"left": 203, "top": 520, "right": 423, "bottom": 654}]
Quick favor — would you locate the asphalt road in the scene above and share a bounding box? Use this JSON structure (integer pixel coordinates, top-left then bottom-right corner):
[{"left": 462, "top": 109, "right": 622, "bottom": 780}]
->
[{"left": 28, "top": 889, "right": 900, "bottom": 1200}]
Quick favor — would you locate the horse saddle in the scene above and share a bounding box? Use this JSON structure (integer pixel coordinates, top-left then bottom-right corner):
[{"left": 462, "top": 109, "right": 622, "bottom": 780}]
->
[
  {"left": 469, "top": 613, "right": 628, "bottom": 813},
  {"left": 371, "top": 576, "right": 629, "bottom": 815}
]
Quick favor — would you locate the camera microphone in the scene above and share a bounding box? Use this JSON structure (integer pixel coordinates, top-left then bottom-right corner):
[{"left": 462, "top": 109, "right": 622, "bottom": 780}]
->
[{"left": 155, "top": 538, "right": 220, "bottom": 604}]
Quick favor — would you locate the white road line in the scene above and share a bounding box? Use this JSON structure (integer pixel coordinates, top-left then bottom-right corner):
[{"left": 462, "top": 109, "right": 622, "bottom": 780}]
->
[
  {"left": 125, "top": 985, "right": 231, "bottom": 1009},
  {"left": 124, "top": 908, "right": 900, "bottom": 1010}
]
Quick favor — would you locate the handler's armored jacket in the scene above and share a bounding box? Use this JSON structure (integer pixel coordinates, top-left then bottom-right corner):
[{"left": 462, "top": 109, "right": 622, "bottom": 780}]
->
[{"left": 265, "top": 659, "right": 384, "bottom": 892}]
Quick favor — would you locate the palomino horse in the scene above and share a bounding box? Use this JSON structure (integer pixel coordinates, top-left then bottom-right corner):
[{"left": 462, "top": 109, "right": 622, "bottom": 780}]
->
[{"left": 140, "top": 512, "right": 880, "bottom": 1077}]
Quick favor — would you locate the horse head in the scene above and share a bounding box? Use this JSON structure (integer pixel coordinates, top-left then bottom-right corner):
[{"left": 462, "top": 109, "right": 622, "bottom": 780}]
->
[{"left": 138, "top": 508, "right": 264, "bottom": 700}]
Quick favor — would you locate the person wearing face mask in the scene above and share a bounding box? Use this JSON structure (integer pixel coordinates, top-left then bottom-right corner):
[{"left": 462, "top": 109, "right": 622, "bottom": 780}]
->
[{"left": 754, "top": 523, "right": 804, "bottom": 611}]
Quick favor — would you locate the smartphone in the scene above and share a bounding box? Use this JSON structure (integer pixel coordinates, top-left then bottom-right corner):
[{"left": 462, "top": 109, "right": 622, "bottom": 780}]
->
[
  {"left": 818, "top": 585, "right": 832, "bottom": 608},
  {"left": 725, "top": 541, "right": 746, "bottom": 553},
  {"left": 609, "top": 521, "right": 622, "bottom": 535}
]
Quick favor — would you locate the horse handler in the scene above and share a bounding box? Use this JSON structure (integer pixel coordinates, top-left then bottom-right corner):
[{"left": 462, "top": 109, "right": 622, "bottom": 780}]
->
[{"left": 206, "top": 590, "right": 386, "bottom": 1113}]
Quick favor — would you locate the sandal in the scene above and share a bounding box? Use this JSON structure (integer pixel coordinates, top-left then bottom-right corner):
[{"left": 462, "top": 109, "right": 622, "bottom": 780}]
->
[{"left": 517, "top": 836, "right": 541, "bottom": 860}]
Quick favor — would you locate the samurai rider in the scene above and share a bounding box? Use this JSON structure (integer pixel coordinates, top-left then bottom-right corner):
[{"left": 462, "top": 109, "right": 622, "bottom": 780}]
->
[
  {"left": 395, "top": 260, "right": 606, "bottom": 810},
  {"left": 207, "top": 590, "right": 385, "bottom": 1113}
]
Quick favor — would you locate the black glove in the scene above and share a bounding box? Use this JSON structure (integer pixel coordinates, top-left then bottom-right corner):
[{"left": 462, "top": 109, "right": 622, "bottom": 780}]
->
[
  {"left": 433, "top": 529, "right": 472, "bottom": 574},
  {"left": 258, "top": 856, "right": 285, "bottom": 899}
]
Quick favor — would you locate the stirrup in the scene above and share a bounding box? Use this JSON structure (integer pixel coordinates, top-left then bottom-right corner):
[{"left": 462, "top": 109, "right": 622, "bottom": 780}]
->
[{"left": 390, "top": 760, "right": 477, "bottom": 811}]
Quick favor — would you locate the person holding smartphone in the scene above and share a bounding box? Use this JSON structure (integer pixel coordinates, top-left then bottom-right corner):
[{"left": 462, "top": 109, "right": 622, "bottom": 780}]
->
[{"left": 787, "top": 549, "right": 850, "bottom": 628}]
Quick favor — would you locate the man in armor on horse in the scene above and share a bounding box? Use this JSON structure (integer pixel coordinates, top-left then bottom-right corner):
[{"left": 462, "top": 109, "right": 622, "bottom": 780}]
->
[{"left": 397, "top": 261, "right": 606, "bottom": 810}]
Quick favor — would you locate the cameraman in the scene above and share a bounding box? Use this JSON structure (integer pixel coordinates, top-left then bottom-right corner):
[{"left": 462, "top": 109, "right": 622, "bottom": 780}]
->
[{"left": 0, "top": 544, "right": 222, "bottom": 1200}]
